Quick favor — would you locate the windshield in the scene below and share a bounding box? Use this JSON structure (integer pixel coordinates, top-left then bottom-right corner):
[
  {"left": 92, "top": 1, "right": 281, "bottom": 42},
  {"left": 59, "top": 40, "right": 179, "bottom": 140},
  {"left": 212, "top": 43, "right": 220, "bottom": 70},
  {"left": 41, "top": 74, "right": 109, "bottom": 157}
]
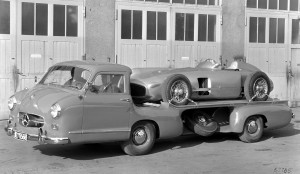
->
[{"left": 39, "top": 66, "right": 91, "bottom": 90}]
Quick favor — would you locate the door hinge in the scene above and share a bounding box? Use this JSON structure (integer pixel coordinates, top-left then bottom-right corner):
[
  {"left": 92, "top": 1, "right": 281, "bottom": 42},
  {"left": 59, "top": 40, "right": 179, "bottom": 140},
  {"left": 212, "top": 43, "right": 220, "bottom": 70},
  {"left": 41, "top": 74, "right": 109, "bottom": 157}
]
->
[
  {"left": 83, "top": 6, "right": 86, "bottom": 18},
  {"left": 116, "top": 9, "right": 118, "bottom": 20},
  {"left": 220, "top": 15, "right": 223, "bottom": 25}
]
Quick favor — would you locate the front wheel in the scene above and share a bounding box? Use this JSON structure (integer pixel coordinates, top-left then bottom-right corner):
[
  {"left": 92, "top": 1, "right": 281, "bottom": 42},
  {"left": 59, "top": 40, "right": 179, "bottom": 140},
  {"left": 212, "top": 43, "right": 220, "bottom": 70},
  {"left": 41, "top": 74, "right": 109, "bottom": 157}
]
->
[
  {"left": 239, "top": 116, "right": 264, "bottom": 143},
  {"left": 121, "top": 122, "right": 156, "bottom": 156},
  {"left": 161, "top": 74, "right": 192, "bottom": 105}
]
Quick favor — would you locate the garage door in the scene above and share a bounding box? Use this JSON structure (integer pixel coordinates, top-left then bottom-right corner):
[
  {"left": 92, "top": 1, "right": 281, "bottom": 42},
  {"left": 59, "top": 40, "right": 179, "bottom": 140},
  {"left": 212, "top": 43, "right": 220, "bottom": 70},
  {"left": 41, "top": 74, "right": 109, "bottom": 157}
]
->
[
  {"left": 0, "top": 0, "right": 84, "bottom": 119},
  {"left": 116, "top": 0, "right": 222, "bottom": 68}
]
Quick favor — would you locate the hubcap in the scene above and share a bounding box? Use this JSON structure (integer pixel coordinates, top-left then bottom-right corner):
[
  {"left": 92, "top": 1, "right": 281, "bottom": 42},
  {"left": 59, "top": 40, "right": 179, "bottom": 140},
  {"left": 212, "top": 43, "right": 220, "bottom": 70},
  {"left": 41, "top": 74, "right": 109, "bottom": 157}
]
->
[
  {"left": 133, "top": 128, "right": 147, "bottom": 145},
  {"left": 253, "top": 78, "right": 268, "bottom": 99},
  {"left": 247, "top": 120, "right": 258, "bottom": 134},
  {"left": 170, "top": 80, "right": 189, "bottom": 102}
]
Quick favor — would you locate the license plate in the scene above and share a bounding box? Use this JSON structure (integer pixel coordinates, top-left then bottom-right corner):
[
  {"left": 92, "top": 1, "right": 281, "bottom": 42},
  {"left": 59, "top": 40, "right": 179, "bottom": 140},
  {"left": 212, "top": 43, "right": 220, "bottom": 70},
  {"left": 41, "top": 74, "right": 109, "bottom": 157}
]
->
[{"left": 14, "top": 131, "right": 28, "bottom": 141}]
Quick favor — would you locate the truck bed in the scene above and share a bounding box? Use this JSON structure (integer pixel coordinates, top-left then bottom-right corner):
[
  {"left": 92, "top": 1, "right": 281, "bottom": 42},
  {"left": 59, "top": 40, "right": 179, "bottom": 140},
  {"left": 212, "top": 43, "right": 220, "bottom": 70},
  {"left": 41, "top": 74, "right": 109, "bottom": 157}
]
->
[{"left": 171, "top": 99, "right": 289, "bottom": 110}]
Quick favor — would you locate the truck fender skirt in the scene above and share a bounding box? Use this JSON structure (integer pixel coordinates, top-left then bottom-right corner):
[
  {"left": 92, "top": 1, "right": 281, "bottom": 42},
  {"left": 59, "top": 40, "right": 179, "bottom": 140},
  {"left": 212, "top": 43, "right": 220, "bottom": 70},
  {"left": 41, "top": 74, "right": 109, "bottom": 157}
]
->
[{"left": 229, "top": 104, "right": 292, "bottom": 133}]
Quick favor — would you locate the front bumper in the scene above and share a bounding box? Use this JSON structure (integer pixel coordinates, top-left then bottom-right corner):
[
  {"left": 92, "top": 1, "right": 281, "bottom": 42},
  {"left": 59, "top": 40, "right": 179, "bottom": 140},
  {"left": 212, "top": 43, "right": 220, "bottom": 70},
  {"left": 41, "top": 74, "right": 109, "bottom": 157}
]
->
[{"left": 4, "top": 120, "right": 69, "bottom": 145}]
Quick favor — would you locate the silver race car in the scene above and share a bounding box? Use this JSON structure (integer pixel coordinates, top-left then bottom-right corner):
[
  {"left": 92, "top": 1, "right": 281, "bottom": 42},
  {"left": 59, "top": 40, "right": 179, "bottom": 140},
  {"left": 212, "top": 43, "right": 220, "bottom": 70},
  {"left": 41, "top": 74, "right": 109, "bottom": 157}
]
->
[{"left": 130, "top": 59, "right": 273, "bottom": 105}]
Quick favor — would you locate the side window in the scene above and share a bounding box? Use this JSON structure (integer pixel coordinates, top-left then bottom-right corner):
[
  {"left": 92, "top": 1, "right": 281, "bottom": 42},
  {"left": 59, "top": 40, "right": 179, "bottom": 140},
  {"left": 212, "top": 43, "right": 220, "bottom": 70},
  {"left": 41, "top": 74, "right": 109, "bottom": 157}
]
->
[{"left": 91, "top": 74, "right": 125, "bottom": 94}]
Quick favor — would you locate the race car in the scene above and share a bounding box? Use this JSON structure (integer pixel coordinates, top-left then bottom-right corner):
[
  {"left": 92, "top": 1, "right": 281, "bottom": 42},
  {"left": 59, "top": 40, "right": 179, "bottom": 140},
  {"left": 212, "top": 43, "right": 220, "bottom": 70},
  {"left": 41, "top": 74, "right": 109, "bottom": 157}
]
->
[{"left": 130, "top": 59, "right": 273, "bottom": 105}]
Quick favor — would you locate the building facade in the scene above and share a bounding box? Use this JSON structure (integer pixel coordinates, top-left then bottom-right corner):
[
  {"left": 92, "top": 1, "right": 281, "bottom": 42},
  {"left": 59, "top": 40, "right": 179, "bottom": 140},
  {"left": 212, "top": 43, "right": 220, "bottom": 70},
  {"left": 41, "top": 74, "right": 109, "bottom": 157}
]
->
[{"left": 0, "top": 0, "right": 299, "bottom": 119}]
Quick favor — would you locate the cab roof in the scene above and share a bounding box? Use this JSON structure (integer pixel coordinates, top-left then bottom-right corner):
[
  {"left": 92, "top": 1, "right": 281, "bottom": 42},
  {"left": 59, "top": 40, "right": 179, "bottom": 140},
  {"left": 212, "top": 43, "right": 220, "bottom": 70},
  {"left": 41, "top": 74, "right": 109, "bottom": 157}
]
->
[{"left": 53, "top": 60, "right": 132, "bottom": 73}]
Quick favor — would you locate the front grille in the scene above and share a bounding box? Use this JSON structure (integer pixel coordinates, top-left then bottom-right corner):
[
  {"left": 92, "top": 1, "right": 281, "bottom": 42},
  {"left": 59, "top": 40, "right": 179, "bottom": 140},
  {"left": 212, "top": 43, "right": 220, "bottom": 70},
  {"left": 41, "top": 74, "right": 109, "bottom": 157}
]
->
[{"left": 18, "top": 112, "right": 44, "bottom": 128}]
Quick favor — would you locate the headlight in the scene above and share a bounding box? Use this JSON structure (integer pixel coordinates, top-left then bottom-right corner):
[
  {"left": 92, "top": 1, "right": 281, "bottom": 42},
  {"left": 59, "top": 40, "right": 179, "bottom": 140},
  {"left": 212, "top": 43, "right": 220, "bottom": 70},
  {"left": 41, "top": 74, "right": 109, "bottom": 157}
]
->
[
  {"left": 50, "top": 103, "right": 61, "bottom": 118},
  {"left": 8, "top": 96, "right": 17, "bottom": 110}
]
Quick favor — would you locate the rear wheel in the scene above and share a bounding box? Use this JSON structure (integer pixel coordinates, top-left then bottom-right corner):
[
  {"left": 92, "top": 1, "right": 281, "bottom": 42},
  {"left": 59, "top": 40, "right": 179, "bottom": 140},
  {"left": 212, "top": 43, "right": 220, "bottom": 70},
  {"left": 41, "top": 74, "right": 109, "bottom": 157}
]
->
[
  {"left": 244, "top": 71, "right": 271, "bottom": 101},
  {"left": 239, "top": 116, "right": 264, "bottom": 143},
  {"left": 161, "top": 74, "right": 192, "bottom": 105},
  {"left": 121, "top": 122, "right": 156, "bottom": 156}
]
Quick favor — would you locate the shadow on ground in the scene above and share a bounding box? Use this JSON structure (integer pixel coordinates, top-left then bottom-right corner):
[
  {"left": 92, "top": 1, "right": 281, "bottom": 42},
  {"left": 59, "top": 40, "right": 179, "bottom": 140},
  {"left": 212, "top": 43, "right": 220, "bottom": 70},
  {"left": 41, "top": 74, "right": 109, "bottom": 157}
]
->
[{"left": 31, "top": 122, "right": 300, "bottom": 160}]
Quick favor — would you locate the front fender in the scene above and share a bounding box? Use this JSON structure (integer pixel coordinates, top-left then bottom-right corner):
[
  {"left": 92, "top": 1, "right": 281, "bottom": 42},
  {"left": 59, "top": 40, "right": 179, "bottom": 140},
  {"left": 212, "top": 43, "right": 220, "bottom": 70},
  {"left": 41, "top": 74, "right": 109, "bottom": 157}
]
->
[{"left": 229, "top": 104, "right": 292, "bottom": 133}]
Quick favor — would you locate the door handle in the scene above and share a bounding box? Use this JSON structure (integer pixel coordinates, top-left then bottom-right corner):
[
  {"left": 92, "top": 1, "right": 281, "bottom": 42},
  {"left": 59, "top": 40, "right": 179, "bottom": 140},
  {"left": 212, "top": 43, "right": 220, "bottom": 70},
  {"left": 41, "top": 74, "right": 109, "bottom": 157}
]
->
[{"left": 120, "top": 98, "right": 131, "bottom": 102}]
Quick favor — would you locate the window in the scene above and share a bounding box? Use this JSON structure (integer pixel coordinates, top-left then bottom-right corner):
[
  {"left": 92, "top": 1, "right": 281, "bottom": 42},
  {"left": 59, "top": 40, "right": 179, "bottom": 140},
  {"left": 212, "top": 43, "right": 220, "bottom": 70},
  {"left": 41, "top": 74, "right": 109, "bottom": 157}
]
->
[
  {"left": 91, "top": 74, "right": 125, "bottom": 94},
  {"left": 290, "top": 0, "right": 298, "bottom": 11},
  {"left": 279, "top": 0, "right": 287, "bottom": 10},
  {"left": 269, "top": 18, "right": 285, "bottom": 43},
  {"left": 121, "top": 10, "right": 142, "bottom": 39},
  {"left": 269, "top": 0, "right": 277, "bottom": 9},
  {"left": 198, "top": 14, "right": 216, "bottom": 42},
  {"left": 147, "top": 11, "right": 167, "bottom": 40},
  {"left": 185, "top": 0, "right": 196, "bottom": 4},
  {"left": 22, "top": 2, "right": 48, "bottom": 36},
  {"left": 173, "top": 0, "right": 183, "bottom": 3},
  {"left": 0, "top": 1, "right": 10, "bottom": 34},
  {"left": 67, "top": 6, "right": 78, "bottom": 37},
  {"left": 249, "top": 17, "right": 266, "bottom": 43},
  {"left": 247, "top": 0, "right": 287, "bottom": 10},
  {"left": 247, "top": 0, "right": 256, "bottom": 8},
  {"left": 53, "top": 5, "right": 78, "bottom": 37},
  {"left": 258, "top": 0, "right": 267, "bottom": 9},
  {"left": 292, "top": 19, "right": 300, "bottom": 44},
  {"left": 133, "top": 11, "right": 142, "bottom": 39},
  {"left": 175, "top": 13, "right": 194, "bottom": 41}
]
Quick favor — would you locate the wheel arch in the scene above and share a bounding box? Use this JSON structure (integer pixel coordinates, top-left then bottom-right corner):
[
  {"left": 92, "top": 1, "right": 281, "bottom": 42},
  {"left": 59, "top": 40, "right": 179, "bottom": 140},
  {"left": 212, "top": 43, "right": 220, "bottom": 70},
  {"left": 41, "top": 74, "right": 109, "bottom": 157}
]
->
[{"left": 230, "top": 109, "right": 268, "bottom": 133}]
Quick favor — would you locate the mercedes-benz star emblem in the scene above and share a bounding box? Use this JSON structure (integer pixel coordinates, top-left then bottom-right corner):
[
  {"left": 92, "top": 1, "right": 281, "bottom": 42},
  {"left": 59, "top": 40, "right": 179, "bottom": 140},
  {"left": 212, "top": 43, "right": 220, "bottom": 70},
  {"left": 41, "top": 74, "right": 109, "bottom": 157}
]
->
[{"left": 22, "top": 114, "right": 30, "bottom": 127}]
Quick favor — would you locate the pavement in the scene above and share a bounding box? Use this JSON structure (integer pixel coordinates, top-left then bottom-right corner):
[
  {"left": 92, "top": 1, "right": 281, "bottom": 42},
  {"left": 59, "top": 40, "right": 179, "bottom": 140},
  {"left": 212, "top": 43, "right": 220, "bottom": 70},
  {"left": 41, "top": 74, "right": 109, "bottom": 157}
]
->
[{"left": 0, "top": 108, "right": 299, "bottom": 174}]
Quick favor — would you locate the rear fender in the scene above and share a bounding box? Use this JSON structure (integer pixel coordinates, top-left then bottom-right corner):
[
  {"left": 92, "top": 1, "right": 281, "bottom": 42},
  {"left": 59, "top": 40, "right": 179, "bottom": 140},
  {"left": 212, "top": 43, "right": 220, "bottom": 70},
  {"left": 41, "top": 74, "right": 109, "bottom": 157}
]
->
[{"left": 229, "top": 104, "right": 292, "bottom": 133}]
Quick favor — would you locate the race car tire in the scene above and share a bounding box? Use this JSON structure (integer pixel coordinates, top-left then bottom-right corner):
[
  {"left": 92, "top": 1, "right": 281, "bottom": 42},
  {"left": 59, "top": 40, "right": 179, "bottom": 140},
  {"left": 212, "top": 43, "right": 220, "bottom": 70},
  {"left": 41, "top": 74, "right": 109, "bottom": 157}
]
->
[
  {"left": 161, "top": 74, "right": 192, "bottom": 105},
  {"left": 185, "top": 110, "right": 218, "bottom": 137},
  {"left": 121, "top": 122, "right": 156, "bottom": 156},
  {"left": 244, "top": 71, "right": 271, "bottom": 101},
  {"left": 238, "top": 116, "right": 264, "bottom": 143}
]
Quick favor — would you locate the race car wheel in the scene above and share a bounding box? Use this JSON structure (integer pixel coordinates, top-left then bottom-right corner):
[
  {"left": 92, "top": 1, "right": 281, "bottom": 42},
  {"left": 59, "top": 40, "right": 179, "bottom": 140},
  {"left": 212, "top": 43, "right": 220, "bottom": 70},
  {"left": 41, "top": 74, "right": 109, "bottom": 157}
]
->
[
  {"left": 244, "top": 71, "right": 271, "bottom": 101},
  {"left": 161, "top": 74, "right": 192, "bottom": 105},
  {"left": 121, "top": 122, "right": 156, "bottom": 156},
  {"left": 185, "top": 111, "right": 218, "bottom": 137},
  {"left": 239, "top": 116, "right": 264, "bottom": 143}
]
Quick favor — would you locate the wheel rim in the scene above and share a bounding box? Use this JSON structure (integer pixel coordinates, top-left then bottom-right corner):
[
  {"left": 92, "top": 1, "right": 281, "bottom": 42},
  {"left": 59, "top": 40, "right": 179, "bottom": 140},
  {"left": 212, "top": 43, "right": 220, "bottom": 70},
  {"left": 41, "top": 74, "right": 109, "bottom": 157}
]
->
[
  {"left": 170, "top": 80, "right": 189, "bottom": 103},
  {"left": 132, "top": 128, "right": 147, "bottom": 145},
  {"left": 195, "top": 115, "right": 208, "bottom": 125},
  {"left": 253, "top": 77, "right": 268, "bottom": 99},
  {"left": 247, "top": 119, "right": 259, "bottom": 134}
]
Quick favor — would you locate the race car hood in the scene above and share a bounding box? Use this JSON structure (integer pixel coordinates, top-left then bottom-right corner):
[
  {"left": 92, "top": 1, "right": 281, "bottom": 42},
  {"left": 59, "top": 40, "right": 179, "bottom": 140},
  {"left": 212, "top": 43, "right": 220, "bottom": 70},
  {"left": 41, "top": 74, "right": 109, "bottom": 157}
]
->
[{"left": 131, "top": 67, "right": 198, "bottom": 82}]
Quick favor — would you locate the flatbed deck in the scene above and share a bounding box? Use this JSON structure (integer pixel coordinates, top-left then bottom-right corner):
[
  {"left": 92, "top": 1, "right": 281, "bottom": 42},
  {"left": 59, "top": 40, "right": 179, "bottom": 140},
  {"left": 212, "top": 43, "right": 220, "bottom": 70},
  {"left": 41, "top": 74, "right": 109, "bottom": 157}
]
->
[{"left": 171, "top": 99, "right": 289, "bottom": 109}]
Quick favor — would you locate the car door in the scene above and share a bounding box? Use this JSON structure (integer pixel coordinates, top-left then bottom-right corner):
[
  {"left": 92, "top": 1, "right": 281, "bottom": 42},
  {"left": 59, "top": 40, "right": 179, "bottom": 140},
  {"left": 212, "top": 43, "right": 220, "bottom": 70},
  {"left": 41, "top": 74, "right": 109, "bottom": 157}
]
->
[{"left": 82, "top": 72, "right": 132, "bottom": 142}]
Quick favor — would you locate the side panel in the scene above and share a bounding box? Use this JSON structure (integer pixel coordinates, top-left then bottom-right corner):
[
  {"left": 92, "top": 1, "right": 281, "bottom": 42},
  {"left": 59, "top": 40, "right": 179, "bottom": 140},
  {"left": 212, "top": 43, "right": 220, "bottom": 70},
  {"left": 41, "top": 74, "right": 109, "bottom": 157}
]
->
[
  {"left": 229, "top": 104, "right": 292, "bottom": 133},
  {"left": 132, "top": 104, "right": 183, "bottom": 139}
]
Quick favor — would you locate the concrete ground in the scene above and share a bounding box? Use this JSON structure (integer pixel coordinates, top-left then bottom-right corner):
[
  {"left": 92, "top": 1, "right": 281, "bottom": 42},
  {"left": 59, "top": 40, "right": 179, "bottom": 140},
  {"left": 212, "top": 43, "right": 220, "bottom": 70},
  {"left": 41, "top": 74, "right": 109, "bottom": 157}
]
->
[{"left": 0, "top": 108, "right": 299, "bottom": 174}]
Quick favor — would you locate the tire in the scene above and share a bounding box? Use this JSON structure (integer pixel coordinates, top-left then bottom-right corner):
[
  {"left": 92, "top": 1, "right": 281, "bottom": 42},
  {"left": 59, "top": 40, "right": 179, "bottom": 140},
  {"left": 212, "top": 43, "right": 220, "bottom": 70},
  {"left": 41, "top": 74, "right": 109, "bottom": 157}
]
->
[
  {"left": 239, "top": 116, "right": 264, "bottom": 143},
  {"left": 185, "top": 111, "right": 218, "bottom": 137},
  {"left": 161, "top": 74, "right": 192, "bottom": 105},
  {"left": 121, "top": 122, "right": 156, "bottom": 156},
  {"left": 244, "top": 71, "right": 271, "bottom": 101}
]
